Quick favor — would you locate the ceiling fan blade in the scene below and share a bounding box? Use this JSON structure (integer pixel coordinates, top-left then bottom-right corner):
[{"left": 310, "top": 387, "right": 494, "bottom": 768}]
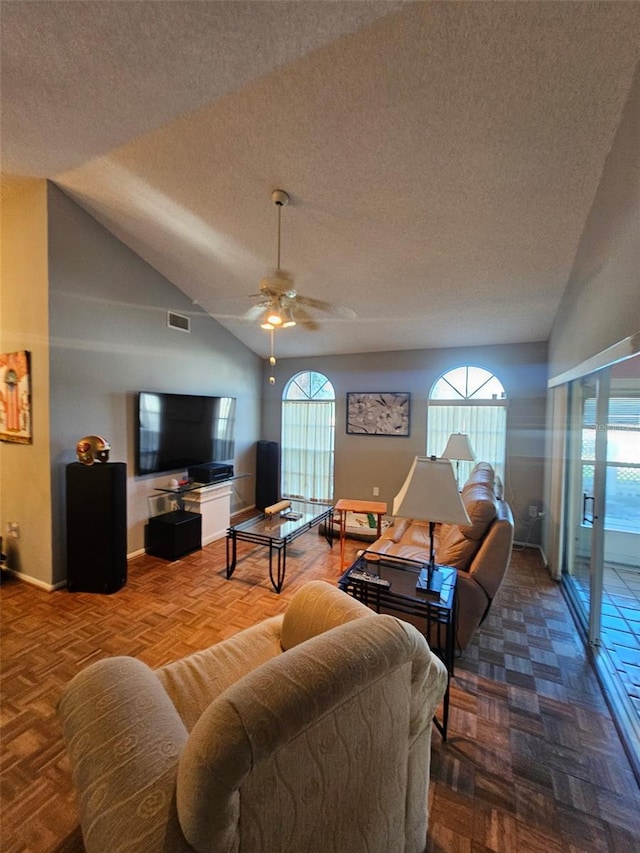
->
[
  {"left": 295, "top": 294, "right": 356, "bottom": 319},
  {"left": 292, "top": 306, "right": 319, "bottom": 330},
  {"left": 243, "top": 303, "right": 268, "bottom": 321}
]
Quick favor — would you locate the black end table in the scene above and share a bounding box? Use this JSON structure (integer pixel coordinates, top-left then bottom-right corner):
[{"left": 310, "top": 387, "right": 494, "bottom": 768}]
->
[{"left": 338, "top": 551, "right": 457, "bottom": 739}]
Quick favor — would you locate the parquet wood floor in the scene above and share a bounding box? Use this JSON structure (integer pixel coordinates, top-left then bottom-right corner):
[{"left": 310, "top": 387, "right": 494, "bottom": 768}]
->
[{"left": 1, "top": 529, "right": 639, "bottom": 852}]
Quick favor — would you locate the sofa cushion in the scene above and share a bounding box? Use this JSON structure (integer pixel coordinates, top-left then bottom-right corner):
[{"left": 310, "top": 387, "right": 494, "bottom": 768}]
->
[
  {"left": 435, "top": 483, "right": 497, "bottom": 571},
  {"left": 157, "top": 616, "right": 285, "bottom": 731},
  {"left": 459, "top": 484, "right": 498, "bottom": 540},
  {"left": 462, "top": 462, "right": 495, "bottom": 494}
]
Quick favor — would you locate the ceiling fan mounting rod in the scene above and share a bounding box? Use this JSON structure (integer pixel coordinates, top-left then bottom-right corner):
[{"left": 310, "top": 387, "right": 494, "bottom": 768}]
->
[{"left": 272, "top": 189, "right": 289, "bottom": 271}]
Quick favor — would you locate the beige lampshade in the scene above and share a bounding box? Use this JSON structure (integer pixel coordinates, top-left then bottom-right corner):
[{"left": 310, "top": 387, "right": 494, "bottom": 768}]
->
[
  {"left": 392, "top": 456, "right": 471, "bottom": 524},
  {"left": 441, "top": 432, "right": 476, "bottom": 462}
]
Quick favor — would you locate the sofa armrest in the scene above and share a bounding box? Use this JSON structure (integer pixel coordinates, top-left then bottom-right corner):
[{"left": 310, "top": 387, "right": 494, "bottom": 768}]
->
[
  {"left": 467, "top": 500, "right": 514, "bottom": 598},
  {"left": 454, "top": 571, "right": 493, "bottom": 651},
  {"left": 58, "top": 657, "right": 193, "bottom": 853}
]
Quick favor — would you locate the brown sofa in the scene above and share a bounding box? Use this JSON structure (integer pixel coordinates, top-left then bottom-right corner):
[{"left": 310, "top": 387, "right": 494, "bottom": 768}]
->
[
  {"left": 58, "top": 580, "right": 447, "bottom": 853},
  {"left": 368, "top": 463, "right": 514, "bottom": 650}
]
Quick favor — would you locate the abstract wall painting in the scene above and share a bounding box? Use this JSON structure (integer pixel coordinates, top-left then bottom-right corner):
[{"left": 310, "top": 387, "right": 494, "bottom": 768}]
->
[{"left": 346, "top": 392, "right": 410, "bottom": 436}]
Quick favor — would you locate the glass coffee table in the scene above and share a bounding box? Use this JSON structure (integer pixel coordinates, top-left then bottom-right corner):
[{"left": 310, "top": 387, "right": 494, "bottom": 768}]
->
[
  {"left": 226, "top": 500, "right": 334, "bottom": 593},
  {"left": 338, "top": 551, "right": 457, "bottom": 739}
]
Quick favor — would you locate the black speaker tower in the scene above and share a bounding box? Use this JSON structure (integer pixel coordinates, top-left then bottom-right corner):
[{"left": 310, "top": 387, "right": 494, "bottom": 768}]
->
[
  {"left": 255, "top": 440, "right": 280, "bottom": 511},
  {"left": 66, "top": 462, "right": 127, "bottom": 593}
]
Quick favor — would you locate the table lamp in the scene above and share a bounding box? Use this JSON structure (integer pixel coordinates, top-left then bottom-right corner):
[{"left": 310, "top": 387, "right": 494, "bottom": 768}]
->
[
  {"left": 441, "top": 432, "right": 476, "bottom": 489},
  {"left": 393, "top": 456, "right": 471, "bottom": 593}
]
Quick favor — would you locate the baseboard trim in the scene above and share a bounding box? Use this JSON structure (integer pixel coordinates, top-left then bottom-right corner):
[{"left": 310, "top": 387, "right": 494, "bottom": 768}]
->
[
  {"left": 0, "top": 568, "right": 65, "bottom": 592},
  {"left": 127, "top": 548, "right": 146, "bottom": 560},
  {"left": 512, "top": 542, "right": 554, "bottom": 575},
  {"left": 3, "top": 551, "right": 147, "bottom": 590},
  {"left": 513, "top": 540, "right": 543, "bottom": 554},
  {"left": 231, "top": 503, "right": 256, "bottom": 520}
]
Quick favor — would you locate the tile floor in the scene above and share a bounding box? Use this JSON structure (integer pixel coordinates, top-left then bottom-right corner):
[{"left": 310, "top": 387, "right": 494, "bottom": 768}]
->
[
  {"left": 601, "top": 566, "right": 640, "bottom": 717},
  {"left": 566, "top": 562, "right": 640, "bottom": 777}
]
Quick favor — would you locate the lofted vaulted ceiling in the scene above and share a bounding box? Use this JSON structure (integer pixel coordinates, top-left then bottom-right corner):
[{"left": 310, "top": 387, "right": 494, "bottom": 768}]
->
[{"left": 2, "top": 1, "right": 639, "bottom": 359}]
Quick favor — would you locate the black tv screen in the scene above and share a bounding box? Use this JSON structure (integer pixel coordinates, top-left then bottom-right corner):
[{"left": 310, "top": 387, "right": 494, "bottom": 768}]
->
[{"left": 136, "top": 391, "right": 236, "bottom": 476}]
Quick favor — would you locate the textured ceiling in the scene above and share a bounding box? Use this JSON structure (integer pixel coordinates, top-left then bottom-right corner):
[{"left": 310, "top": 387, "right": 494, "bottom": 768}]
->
[{"left": 2, "top": 1, "right": 639, "bottom": 359}]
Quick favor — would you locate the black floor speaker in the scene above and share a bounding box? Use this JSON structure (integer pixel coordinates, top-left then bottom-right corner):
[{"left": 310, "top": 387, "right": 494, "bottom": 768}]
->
[
  {"left": 66, "top": 462, "right": 127, "bottom": 593},
  {"left": 255, "top": 440, "right": 280, "bottom": 510}
]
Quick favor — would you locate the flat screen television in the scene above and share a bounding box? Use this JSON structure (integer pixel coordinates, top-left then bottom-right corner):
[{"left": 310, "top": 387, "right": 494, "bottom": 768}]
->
[{"left": 136, "top": 391, "right": 236, "bottom": 476}]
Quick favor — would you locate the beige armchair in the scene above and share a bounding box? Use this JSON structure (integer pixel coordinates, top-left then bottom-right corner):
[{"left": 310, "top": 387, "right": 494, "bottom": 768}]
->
[{"left": 58, "top": 580, "right": 447, "bottom": 853}]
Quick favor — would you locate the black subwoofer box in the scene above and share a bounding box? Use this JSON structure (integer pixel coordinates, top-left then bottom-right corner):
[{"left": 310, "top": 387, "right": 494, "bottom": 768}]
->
[
  {"left": 146, "top": 510, "right": 202, "bottom": 561},
  {"left": 66, "top": 462, "right": 127, "bottom": 593}
]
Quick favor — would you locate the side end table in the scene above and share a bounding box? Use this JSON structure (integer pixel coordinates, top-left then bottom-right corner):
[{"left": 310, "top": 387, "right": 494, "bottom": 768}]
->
[{"left": 334, "top": 498, "right": 387, "bottom": 569}]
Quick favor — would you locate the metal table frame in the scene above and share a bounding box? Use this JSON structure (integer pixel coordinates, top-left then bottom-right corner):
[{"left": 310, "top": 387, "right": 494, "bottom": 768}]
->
[
  {"left": 226, "top": 501, "right": 334, "bottom": 593},
  {"left": 338, "top": 552, "right": 457, "bottom": 739}
]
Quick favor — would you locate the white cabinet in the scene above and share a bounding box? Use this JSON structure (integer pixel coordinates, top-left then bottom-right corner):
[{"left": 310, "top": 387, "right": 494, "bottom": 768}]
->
[{"left": 182, "top": 482, "right": 232, "bottom": 545}]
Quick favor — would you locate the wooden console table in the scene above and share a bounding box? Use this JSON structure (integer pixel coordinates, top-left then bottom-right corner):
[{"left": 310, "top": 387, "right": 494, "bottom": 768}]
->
[{"left": 334, "top": 498, "right": 387, "bottom": 569}]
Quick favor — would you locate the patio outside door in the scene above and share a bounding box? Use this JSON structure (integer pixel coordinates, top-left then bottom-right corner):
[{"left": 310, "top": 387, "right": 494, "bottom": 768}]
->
[
  {"left": 563, "top": 372, "right": 608, "bottom": 644},
  {"left": 560, "top": 352, "right": 640, "bottom": 781}
]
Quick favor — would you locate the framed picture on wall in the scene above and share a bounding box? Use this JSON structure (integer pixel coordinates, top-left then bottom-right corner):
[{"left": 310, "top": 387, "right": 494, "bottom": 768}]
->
[
  {"left": 0, "top": 351, "right": 32, "bottom": 444},
  {"left": 346, "top": 392, "right": 410, "bottom": 436}
]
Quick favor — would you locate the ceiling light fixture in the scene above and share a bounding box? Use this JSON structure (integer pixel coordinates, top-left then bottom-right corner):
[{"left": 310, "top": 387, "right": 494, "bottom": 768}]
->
[
  {"left": 260, "top": 300, "right": 283, "bottom": 329},
  {"left": 281, "top": 304, "right": 296, "bottom": 328}
]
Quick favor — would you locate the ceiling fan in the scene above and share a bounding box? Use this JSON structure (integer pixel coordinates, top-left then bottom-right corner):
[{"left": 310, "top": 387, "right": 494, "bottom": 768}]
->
[{"left": 246, "top": 189, "right": 355, "bottom": 331}]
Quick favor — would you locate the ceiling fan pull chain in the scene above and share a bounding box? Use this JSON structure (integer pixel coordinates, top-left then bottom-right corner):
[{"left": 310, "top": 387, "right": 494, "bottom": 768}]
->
[{"left": 269, "top": 328, "right": 277, "bottom": 385}]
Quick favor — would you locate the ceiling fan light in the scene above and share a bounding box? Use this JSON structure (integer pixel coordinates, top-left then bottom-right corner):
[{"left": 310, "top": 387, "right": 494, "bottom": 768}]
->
[
  {"left": 281, "top": 305, "right": 296, "bottom": 327},
  {"left": 260, "top": 303, "right": 282, "bottom": 328},
  {"left": 266, "top": 310, "right": 283, "bottom": 326}
]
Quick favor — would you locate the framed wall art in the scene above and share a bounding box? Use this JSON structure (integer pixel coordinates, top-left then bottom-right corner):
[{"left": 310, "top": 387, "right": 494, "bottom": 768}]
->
[
  {"left": 346, "top": 392, "right": 410, "bottom": 436},
  {"left": 0, "top": 350, "right": 32, "bottom": 444}
]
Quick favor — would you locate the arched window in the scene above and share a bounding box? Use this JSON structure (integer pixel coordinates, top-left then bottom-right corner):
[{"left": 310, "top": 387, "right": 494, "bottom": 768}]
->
[
  {"left": 281, "top": 371, "right": 335, "bottom": 502},
  {"left": 427, "top": 365, "right": 507, "bottom": 482}
]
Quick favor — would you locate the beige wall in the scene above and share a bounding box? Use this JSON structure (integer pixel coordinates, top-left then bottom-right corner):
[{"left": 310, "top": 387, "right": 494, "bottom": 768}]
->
[
  {"left": 0, "top": 178, "right": 53, "bottom": 587},
  {"left": 543, "top": 62, "right": 640, "bottom": 573},
  {"left": 47, "top": 186, "right": 262, "bottom": 582},
  {"left": 262, "top": 341, "right": 548, "bottom": 545},
  {"left": 549, "top": 61, "right": 640, "bottom": 378}
]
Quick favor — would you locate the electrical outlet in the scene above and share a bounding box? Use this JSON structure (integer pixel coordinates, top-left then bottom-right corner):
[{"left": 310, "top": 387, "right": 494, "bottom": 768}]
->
[
  {"left": 373, "top": 486, "right": 379, "bottom": 496},
  {"left": 7, "top": 521, "right": 19, "bottom": 539},
  {"left": 528, "top": 505, "right": 537, "bottom": 519}
]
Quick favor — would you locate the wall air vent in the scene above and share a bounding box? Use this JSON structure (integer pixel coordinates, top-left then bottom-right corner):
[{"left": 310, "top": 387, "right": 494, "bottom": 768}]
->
[{"left": 167, "top": 311, "right": 190, "bottom": 333}]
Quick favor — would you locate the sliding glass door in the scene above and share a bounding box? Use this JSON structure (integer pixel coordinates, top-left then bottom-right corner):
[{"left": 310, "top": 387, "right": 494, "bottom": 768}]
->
[
  {"left": 563, "top": 362, "right": 640, "bottom": 637},
  {"left": 563, "top": 373, "right": 607, "bottom": 643},
  {"left": 558, "top": 350, "right": 640, "bottom": 780}
]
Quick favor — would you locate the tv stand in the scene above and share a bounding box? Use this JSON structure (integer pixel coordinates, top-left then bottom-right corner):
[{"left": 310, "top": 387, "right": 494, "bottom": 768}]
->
[
  {"left": 152, "top": 480, "right": 233, "bottom": 546},
  {"left": 181, "top": 481, "right": 232, "bottom": 544}
]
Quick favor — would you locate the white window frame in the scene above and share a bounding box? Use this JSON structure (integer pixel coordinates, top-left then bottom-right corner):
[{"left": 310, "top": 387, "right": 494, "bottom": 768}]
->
[
  {"left": 427, "top": 365, "right": 507, "bottom": 483},
  {"left": 281, "top": 371, "right": 335, "bottom": 502}
]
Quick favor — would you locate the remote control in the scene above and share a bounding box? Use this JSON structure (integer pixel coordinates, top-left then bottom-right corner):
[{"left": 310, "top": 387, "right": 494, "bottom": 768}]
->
[{"left": 349, "top": 570, "right": 391, "bottom": 588}]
